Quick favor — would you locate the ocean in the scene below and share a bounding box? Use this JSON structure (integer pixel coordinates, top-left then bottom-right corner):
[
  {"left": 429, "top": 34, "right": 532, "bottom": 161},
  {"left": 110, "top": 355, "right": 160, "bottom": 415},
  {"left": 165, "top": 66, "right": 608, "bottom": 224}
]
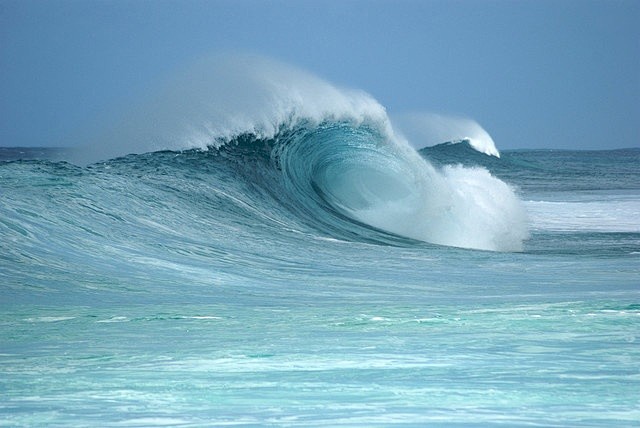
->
[{"left": 1, "top": 58, "right": 639, "bottom": 426}]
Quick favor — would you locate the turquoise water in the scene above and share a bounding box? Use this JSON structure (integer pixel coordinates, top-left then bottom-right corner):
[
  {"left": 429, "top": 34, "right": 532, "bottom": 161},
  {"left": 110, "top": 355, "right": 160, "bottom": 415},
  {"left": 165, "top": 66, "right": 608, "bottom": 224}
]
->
[
  {"left": 1, "top": 57, "right": 639, "bottom": 424},
  {"left": 1, "top": 142, "right": 638, "bottom": 426}
]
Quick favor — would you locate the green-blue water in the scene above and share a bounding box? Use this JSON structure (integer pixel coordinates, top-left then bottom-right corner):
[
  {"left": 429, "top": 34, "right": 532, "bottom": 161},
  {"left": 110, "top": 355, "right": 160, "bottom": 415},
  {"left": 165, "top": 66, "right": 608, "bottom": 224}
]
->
[
  {"left": 1, "top": 137, "right": 638, "bottom": 426},
  {"left": 2, "top": 47, "right": 640, "bottom": 426}
]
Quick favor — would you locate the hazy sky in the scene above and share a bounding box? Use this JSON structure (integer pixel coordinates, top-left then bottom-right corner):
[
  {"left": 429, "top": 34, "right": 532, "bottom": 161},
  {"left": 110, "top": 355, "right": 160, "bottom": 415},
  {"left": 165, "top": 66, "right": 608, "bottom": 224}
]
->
[{"left": 1, "top": 0, "right": 638, "bottom": 150}]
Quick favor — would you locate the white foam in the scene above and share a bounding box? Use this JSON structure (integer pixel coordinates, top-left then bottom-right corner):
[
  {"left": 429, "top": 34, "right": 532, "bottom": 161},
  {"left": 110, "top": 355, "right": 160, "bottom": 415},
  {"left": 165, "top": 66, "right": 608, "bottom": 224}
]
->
[
  {"left": 184, "top": 316, "right": 222, "bottom": 320},
  {"left": 525, "top": 198, "right": 640, "bottom": 232},
  {"left": 346, "top": 160, "right": 528, "bottom": 251},
  {"left": 23, "top": 316, "right": 76, "bottom": 323},
  {"left": 96, "top": 316, "right": 129, "bottom": 323}
]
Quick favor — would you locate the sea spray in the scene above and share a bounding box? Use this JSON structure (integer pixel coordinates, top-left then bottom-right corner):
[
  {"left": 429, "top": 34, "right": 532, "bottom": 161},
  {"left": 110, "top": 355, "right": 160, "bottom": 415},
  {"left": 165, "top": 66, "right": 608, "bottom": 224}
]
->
[{"left": 72, "top": 55, "right": 389, "bottom": 164}]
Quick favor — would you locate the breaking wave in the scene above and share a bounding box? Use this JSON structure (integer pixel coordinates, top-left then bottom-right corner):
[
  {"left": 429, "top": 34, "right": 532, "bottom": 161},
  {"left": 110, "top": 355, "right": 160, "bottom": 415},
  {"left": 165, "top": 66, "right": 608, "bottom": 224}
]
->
[{"left": 70, "top": 55, "right": 528, "bottom": 251}]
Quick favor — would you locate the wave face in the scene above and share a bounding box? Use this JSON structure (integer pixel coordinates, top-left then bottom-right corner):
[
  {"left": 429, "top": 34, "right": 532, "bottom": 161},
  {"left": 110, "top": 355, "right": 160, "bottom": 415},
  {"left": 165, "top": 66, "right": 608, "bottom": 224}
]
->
[{"left": 69, "top": 56, "right": 527, "bottom": 252}]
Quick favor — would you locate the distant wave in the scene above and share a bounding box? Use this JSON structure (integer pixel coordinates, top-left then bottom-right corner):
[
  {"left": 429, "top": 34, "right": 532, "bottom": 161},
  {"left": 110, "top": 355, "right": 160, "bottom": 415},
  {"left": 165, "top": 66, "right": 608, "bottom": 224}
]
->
[
  {"left": 69, "top": 55, "right": 528, "bottom": 251},
  {"left": 392, "top": 113, "right": 501, "bottom": 157}
]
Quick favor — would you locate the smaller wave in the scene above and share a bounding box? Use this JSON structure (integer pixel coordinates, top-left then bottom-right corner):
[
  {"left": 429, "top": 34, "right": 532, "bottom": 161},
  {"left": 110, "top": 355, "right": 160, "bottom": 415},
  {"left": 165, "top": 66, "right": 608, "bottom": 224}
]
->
[
  {"left": 392, "top": 113, "right": 500, "bottom": 157},
  {"left": 420, "top": 138, "right": 503, "bottom": 163}
]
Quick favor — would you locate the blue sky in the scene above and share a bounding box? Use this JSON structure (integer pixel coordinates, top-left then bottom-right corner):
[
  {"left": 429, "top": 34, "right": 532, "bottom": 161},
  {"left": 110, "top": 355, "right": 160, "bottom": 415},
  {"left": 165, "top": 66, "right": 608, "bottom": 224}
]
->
[{"left": 1, "top": 0, "right": 638, "bottom": 150}]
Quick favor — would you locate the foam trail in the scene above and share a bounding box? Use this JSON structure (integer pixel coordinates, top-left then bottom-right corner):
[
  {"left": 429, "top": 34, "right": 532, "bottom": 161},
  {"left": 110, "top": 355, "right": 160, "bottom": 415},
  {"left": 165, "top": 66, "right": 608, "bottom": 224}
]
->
[
  {"left": 392, "top": 112, "right": 500, "bottom": 157},
  {"left": 525, "top": 198, "right": 640, "bottom": 232}
]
